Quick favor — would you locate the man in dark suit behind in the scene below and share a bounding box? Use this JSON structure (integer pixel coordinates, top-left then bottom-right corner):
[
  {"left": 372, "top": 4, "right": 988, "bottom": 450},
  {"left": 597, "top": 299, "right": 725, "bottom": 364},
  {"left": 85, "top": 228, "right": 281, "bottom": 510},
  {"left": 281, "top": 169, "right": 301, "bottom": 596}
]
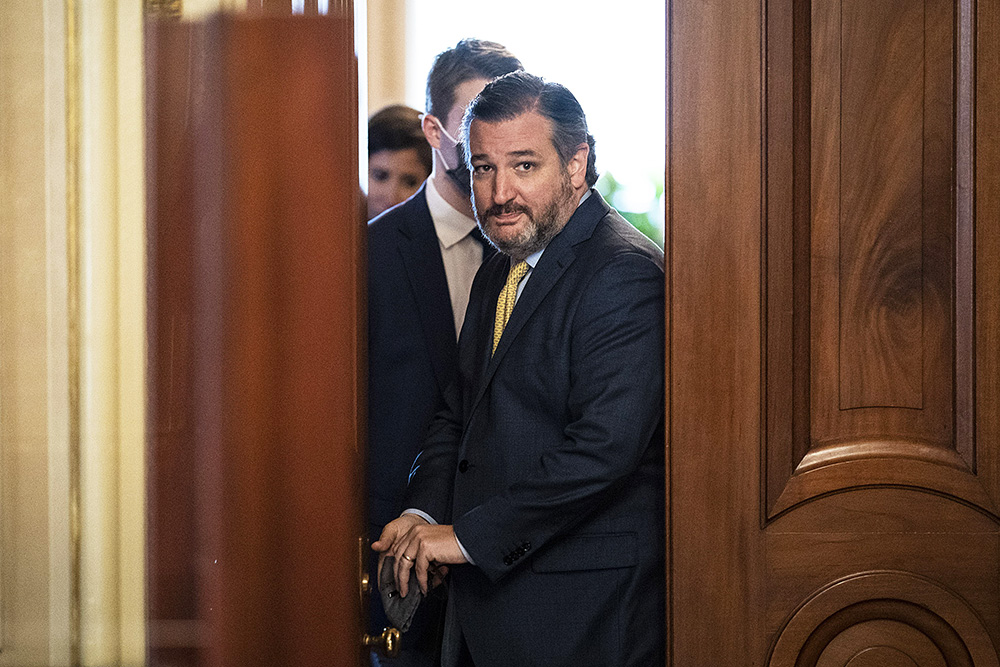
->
[
  {"left": 374, "top": 72, "right": 666, "bottom": 666},
  {"left": 366, "top": 40, "right": 522, "bottom": 665}
]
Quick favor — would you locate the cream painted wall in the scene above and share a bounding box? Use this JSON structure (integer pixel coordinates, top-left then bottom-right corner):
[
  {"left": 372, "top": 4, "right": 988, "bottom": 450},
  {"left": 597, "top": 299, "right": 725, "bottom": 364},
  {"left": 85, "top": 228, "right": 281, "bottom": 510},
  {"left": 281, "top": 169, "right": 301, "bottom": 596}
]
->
[
  {"left": 0, "top": 1, "right": 71, "bottom": 664},
  {"left": 2, "top": 2, "right": 385, "bottom": 663},
  {"left": 0, "top": 1, "right": 146, "bottom": 665},
  {"left": 183, "top": 0, "right": 246, "bottom": 17},
  {"left": 367, "top": 0, "right": 408, "bottom": 114}
]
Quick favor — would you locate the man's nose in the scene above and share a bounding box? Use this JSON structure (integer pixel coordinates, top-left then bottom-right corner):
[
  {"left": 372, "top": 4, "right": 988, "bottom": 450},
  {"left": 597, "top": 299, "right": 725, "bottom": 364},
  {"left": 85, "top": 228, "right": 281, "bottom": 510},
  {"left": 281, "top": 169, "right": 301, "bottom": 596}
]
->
[
  {"left": 391, "top": 182, "right": 408, "bottom": 204},
  {"left": 493, "top": 171, "right": 514, "bottom": 204}
]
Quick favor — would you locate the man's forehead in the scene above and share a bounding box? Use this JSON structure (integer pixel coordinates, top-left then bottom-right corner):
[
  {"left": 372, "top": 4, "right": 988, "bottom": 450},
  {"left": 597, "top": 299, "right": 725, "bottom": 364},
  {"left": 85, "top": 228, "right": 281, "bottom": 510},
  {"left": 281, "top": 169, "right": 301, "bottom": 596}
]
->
[
  {"left": 447, "top": 77, "right": 491, "bottom": 123},
  {"left": 469, "top": 112, "right": 554, "bottom": 154}
]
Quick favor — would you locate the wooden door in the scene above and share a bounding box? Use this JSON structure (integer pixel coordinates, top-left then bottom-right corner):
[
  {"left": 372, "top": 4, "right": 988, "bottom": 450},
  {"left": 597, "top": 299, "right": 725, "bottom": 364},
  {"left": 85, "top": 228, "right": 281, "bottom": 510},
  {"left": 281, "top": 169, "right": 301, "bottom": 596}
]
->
[
  {"left": 668, "top": 0, "right": 1000, "bottom": 664},
  {"left": 146, "top": 12, "right": 368, "bottom": 666}
]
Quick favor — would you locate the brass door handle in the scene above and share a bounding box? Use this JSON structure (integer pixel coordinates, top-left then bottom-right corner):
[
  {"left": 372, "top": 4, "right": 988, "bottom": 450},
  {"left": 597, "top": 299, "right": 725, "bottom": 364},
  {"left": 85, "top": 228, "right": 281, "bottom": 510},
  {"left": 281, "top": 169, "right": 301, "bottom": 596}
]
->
[
  {"left": 359, "top": 536, "right": 371, "bottom": 598},
  {"left": 363, "top": 627, "right": 401, "bottom": 658}
]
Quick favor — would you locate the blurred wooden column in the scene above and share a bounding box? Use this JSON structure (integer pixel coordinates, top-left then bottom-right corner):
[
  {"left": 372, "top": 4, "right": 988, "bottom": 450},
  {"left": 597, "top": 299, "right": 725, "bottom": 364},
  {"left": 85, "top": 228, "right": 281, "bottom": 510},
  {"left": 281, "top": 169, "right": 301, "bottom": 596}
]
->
[{"left": 146, "top": 11, "right": 365, "bottom": 666}]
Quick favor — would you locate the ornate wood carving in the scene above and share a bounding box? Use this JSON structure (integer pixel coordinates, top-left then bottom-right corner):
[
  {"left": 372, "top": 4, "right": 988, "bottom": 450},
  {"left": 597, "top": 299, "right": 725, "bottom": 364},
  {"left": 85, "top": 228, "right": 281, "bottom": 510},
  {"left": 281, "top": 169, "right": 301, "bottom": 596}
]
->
[
  {"left": 763, "top": 0, "right": 992, "bottom": 520},
  {"left": 769, "top": 571, "right": 998, "bottom": 666},
  {"left": 670, "top": 0, "right": 1000, "bottom": 661}
]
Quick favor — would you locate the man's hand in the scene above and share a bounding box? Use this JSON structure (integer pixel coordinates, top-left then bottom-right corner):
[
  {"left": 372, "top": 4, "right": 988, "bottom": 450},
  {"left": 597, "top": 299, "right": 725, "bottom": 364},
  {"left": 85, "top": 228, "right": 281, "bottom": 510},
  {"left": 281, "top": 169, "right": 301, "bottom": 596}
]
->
[{"left": 372, "top": 514, "right": 467, "bottom": 597}]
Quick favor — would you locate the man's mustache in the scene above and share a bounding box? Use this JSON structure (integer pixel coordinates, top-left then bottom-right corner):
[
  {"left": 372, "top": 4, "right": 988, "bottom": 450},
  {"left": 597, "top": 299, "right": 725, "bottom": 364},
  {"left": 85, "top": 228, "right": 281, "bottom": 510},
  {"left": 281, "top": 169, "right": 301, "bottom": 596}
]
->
[{"left": 485, "top": 202, "right": 531, "bottom": 219}]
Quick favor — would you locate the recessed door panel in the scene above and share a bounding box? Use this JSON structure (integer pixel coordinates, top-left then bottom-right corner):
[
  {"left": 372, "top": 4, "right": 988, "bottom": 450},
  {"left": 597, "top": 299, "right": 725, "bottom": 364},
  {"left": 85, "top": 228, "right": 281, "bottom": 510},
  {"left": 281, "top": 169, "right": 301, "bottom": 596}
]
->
[{"left": 670, "top": 0, "right": 1000, "bottom": 663}]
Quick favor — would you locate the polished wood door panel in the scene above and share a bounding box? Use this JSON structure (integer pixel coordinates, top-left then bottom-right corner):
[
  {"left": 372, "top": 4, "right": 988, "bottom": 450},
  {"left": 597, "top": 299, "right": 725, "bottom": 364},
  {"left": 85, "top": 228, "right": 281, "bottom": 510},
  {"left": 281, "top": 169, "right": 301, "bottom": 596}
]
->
[
  {"left": 146, "top": 13, "right": 363, "bottom": 666},
  {"left": 766, "top": 0, "right": 976, "bottom": 519},
  {"left": 669, "top": 0, "right": 766, "bottom": 660},
  {"left": 670, "top": 0, "right": 1000, "bottom": 663},
  {"left": 146, "top": 20, "right": 201, "bottom": 665},
  {"left": 978, "top": 0, "right": 1000, "bottom": 556},
  {"left": 765, "top": 488, "right": 1000, "bottom": 641}
]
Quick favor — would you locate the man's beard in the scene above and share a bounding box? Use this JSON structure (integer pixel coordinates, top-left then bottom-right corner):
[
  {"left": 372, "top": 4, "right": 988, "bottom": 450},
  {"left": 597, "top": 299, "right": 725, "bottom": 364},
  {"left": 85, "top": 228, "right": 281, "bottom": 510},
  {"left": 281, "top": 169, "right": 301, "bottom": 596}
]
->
[{"left": 476, "top": 172, "right": 576, "bottom": 260}]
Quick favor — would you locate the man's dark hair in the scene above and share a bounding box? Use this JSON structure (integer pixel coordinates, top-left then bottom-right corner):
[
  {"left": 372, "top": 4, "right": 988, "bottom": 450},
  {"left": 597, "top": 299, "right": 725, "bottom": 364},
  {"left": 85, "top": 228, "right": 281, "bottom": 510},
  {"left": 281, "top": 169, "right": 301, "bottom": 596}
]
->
[
  {"left": 426, "top": 39, "right": 523, "bottom": 122},
  {"left": 461, "top": 71, "right": 599, "bottom": 187},
  {"left": 368, "top": 104, "right": 432, "bottom": 172}
]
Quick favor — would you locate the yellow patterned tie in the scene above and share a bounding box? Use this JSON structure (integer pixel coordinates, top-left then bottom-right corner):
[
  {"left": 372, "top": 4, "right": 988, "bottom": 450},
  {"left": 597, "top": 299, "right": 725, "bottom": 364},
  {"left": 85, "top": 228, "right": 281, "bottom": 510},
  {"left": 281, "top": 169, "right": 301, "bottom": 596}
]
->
[{"left": 492, "top": 260, "right": 529, "bottom": 355}]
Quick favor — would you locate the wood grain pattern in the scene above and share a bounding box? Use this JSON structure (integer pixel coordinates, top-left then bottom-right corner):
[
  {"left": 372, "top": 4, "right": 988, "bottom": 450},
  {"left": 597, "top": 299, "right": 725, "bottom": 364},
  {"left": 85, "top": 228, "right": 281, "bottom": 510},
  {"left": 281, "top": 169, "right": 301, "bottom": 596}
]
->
[
  {"left": 977, "top": 0, "right": 1000, "bottom": 517},
  {"left": 838, "top": 0, "right": 925, "bottom": 410},
  {"left": 768, "top": 571, "right": 998, "bottom": 667},
  {"left": 669, "top": 0, "right": 764, "bottom": 663},
  {"left": 147, "top": 13, "right": 364, "bottom": 667},
  {"left": 145, "top": 20, "right": 202, "bottom": 666},
  {"left": 812, "top": 0, "right": 954, "bottom": 450},
  {"left": 672, "top": 0, "right": 1000, "bottom": 664},
  {"left": 766, "top": 0, "right": 967, "bottom": 518}
]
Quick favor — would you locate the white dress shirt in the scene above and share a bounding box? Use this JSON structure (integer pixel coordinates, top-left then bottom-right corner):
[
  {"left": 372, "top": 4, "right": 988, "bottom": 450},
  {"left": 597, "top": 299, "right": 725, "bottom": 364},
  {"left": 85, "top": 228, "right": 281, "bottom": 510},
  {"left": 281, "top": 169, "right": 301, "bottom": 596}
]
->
[{"left": 425, "top": 178, "right": 484, "bottom": 339}]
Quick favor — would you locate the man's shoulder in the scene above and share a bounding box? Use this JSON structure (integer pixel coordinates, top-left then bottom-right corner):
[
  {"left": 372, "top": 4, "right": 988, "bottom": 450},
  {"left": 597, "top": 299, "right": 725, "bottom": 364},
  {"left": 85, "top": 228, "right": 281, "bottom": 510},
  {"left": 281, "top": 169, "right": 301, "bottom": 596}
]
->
[
  {"left": 587, "top": 207, "right": 664, "bottom": 269},
  {"left": 368, "top": 187, "right": 432, "bottom": 236}
]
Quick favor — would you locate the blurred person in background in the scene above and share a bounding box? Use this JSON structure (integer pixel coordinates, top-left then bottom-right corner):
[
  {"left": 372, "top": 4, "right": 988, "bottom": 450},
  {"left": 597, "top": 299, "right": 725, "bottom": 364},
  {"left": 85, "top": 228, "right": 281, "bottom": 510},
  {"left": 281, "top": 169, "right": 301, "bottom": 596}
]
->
[{"left": 367, "top": 104, "right": 433, "bottom": 219}]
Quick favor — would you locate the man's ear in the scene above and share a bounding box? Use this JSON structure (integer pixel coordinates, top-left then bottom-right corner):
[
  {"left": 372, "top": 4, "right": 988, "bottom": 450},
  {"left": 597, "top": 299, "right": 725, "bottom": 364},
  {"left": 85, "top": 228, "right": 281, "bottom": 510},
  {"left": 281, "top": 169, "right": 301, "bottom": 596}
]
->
[
  {"left": 422, "top": 113, "right": 444, "bottom": 150},
  {"left": 567, "top": 143, "right": 590, "bottom": 189}
]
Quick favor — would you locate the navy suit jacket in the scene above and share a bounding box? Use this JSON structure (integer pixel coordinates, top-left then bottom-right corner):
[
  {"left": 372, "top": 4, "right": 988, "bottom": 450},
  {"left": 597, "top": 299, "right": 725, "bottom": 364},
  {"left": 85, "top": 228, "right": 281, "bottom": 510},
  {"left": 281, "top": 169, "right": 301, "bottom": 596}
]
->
[
  {"left": 404, "top": 191, "right": 666, "bottom": 666},
  {"left": 367, "top": 185, "right": 458, "bottom": 531}
]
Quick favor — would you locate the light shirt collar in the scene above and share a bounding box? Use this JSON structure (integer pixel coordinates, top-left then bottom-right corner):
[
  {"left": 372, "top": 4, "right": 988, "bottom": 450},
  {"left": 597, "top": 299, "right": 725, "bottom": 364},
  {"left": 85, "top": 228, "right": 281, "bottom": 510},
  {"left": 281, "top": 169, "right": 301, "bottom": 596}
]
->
[
  {"left": 520, "top": 189, "right": 592, "bottom": 269},
  {"left": 425, "top": 177, "right": 477, "bottom": 248}
]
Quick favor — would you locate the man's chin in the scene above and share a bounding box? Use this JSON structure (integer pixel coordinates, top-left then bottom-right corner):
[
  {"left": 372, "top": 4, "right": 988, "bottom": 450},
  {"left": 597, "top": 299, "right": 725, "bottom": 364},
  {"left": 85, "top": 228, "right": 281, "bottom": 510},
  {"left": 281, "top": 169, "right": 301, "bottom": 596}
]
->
[
  {"left": 484, "top": 221, "right": 522, "bottom": 242},
  {"left": 491, "top": 235, "right": 544, "bottom": 261}
]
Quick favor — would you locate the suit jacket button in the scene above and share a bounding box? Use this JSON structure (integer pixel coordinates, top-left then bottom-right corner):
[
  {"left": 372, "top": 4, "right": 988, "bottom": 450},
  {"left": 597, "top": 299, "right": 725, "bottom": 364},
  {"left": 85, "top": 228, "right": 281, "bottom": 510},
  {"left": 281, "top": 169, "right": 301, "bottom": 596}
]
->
[
  {"left": 522, "top": 542, "right": 531, "bottom": 551},
  {"left": 503, "top": 556, "right": 512, "bottom": 566},
  {"left": 458, "top": 460, "right": 469, "bottom": 473}
]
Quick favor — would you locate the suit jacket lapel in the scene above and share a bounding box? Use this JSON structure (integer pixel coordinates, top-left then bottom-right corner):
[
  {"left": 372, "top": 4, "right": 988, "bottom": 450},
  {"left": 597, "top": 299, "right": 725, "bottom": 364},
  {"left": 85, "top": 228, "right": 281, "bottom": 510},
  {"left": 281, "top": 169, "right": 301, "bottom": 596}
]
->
[
  {"left": 467, "top": 190, "right": 609, "bottom": 416},
  {"left": 397, "top": 186, "right": 458, "bottom": 392}
]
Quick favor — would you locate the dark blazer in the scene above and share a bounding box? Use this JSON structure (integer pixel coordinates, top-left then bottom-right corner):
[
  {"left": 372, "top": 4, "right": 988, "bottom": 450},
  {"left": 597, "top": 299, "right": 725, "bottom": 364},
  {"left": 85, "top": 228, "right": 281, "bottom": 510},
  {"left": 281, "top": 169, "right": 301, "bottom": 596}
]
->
[
  {"left": 368, "top": 184, "right": 458, "bottom": 531},
  {"left": 405, "top": 191, "right": 666, "bottom": 667},
  {"left": 368, "top": 185, "right": 462, "bottom": 659}
]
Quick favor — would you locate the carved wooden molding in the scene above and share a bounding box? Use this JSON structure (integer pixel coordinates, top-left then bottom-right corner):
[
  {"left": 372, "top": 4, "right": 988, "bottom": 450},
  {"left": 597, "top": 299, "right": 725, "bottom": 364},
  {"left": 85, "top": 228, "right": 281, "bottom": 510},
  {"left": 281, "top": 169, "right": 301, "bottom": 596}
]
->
[
  {"left": 761, "top": 0, "right": 991, "bottom": 522},
  {"left": 769, "top": 571, "right": 999, "bottom": 666}
]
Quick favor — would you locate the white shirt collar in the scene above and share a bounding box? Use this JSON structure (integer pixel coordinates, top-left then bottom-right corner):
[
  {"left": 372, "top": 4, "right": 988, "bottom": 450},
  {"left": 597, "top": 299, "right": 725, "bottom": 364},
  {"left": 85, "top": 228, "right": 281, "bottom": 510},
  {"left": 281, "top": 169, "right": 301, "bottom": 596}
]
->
[
  {"left": 425, "top": 177, "right": 477, "bottom": 248},
  {"left": 523, "top": 247, "right": 543, "bottom": 269},
  {"left": 522, "top": 189, "right": 592, "bottom": 269}
]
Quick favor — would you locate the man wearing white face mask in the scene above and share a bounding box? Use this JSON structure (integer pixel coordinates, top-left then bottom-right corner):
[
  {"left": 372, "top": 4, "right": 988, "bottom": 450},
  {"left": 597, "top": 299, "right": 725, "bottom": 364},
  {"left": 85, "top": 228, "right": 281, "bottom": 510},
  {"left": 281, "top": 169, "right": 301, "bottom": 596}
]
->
[{"left": 366, "top": 39, "right": 523, "bottom": 666}]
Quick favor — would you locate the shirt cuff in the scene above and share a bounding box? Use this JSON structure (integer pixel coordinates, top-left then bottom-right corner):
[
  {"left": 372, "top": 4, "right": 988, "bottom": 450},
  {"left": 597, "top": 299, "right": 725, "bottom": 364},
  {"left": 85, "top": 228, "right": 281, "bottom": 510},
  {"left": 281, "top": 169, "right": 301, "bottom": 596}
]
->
[
  {"left": 402, "top": 508, "right": 436, "bottom": 525},
  {"left": 401, "top": 509, "right": 476, "bottom": 566}
]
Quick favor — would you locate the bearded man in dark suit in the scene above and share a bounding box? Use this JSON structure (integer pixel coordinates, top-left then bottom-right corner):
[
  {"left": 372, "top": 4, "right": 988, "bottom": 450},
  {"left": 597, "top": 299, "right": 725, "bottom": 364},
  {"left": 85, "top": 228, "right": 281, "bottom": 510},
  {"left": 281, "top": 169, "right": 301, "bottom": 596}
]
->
[
  {"left": 374, "top": 71, "right": 666, "bottom": 667},
  {"left": 366, "top": 39, "right": 522, "bottom": 665}
]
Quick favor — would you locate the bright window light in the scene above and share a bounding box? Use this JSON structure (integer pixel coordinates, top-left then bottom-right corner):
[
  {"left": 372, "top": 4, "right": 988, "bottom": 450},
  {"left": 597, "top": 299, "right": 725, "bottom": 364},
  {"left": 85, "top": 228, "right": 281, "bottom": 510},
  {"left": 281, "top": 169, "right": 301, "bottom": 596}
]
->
[{"left": 403, "top": 0, "right": 666, "bottom": 244}]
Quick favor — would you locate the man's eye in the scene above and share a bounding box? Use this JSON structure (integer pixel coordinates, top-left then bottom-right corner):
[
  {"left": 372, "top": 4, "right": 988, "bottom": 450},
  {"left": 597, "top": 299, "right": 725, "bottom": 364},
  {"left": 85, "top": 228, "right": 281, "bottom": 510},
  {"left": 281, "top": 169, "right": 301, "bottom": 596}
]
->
[
  {"left": 370, "top": 169, "right": 389, "bottom": 182},
  {"left": 517, "top": 162, "right": 535, "bottom": 171},
  {"left": 472, "top": 164, "right": 491, "bottom": 174}
]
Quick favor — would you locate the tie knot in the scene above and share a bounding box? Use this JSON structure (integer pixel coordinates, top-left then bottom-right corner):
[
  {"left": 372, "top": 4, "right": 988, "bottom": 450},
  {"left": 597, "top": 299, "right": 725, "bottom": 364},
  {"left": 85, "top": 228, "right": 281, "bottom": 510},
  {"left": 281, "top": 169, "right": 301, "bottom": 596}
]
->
[{"left": 508, "top": 260, "right": 529, "bottom": 284}]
